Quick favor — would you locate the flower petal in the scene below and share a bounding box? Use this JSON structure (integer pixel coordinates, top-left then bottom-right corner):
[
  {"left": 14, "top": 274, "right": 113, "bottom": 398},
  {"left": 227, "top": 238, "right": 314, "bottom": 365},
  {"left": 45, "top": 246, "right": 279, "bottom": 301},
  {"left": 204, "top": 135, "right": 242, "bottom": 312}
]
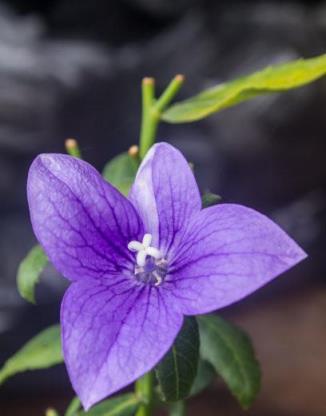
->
[
  {"left": 168, "top": 204, "right": 307, "bottom": 315},
  {"left": 129, "top": 142, "right": 201, "bottom": 254},
  {"left": 61, "top": 278, "right": 183, "bottom": 410},
  {"left": 27, "top": 154, "right": 143, "bottom": 281}
]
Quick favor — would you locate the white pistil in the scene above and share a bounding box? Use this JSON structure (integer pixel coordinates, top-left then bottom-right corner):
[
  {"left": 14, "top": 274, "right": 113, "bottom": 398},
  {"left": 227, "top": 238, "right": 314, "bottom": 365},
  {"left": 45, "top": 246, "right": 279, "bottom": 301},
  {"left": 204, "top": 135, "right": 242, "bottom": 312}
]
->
[{"left": 128, "top": 233, "right": 162, "bottom": 268}]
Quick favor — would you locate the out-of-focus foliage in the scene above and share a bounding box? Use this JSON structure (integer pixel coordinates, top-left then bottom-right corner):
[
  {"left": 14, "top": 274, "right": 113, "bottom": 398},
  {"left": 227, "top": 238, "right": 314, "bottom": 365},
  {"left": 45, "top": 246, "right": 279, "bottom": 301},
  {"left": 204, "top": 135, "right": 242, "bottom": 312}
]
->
[{"left": 0, "top": 325, "right": 62, "bottom": 386}]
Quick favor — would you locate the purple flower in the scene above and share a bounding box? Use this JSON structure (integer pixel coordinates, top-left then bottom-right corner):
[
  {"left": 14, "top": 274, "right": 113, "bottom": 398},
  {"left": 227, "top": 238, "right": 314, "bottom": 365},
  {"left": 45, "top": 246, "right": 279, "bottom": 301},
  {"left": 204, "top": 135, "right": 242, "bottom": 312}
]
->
[{"left": 27, "top": 142, "right": 306, "bottom": 409}]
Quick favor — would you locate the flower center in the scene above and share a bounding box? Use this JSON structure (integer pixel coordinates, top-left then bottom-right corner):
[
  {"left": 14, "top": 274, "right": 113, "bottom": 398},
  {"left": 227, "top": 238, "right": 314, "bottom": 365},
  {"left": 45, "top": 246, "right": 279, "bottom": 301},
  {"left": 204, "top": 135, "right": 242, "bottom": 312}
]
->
[{"left": 128, "top": 234, "right": 167, "bottom": 286}]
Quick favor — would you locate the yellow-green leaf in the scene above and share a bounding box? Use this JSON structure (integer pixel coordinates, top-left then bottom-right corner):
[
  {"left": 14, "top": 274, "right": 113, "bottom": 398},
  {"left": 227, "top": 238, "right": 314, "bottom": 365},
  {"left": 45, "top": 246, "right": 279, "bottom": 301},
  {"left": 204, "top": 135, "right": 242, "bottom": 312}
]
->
[
  {"left": 162, "top": 54, "right": 326, "bottom": 123},
  {"left": 17, "top": 244, "right": 48, "bottom": 304},
  {"left": 0, "top": 325, "right": 63, "bottom": 386}
]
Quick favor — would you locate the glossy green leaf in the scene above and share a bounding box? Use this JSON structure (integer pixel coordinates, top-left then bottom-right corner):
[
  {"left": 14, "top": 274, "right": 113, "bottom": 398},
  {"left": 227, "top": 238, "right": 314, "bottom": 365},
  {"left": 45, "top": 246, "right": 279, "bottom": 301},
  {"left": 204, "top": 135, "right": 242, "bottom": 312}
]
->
[
  {"left": 0, "top": 325, "right": 63, "bottom": 386},
  {"left": 189, "top": 359, "right": 215, "bottom": 397},
  {"left": 162, "top": 54, "right": 326, "bottom": 122},
  {"left": 65, "top": 397, "right": 81, "bottom": 416},
  {"left": 102, "top": 152, "right": 138, "bottom": 196},
  {"left": 155, "top": 317, "right": 199, "bottom": 402},
  {"left": 201, "top": 192, "right": 222, "bottom": 208},
  {"left": 197, "top": 315, "right": 260, "bottom": 409},
  {"left": 77, "top": 393, "right": 140, "bottom": 416},
  {"left": 17, "top": 244, "right": 48, "bottom": 304}
]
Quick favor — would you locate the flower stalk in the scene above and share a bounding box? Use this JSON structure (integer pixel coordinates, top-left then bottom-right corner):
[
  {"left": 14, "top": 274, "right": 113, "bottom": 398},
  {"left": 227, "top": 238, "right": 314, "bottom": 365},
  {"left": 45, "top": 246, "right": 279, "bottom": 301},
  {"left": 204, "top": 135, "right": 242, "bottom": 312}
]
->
[
  {"left": 136, "top": 75, "right": 185, "bottom": 414},
  {"left": 139, "top": 75, "right": 185, "bottom": 159},
  {"left": 135, "top": 371, "right": 154, "bottom": 416},
  {"left": 170, "top": 401, "right": 186, "bottom": 416}
]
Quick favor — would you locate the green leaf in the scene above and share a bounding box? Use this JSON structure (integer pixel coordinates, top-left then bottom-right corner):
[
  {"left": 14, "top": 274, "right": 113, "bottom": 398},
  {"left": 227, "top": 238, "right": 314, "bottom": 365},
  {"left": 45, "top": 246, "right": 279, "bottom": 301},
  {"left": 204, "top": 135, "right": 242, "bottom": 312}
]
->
[
  {"left": 162, "top": 54, "right": 326, "bottom": 123},
  {"left": 65, "top": 397, "right": 81, "bottom": 416},
  {"left": 197, "top": 315, "right": 260, "bottom": 409},
  {"left": 17, "top": 244, "right": 48, "bottom": 304},
  {"left": 102, "top": 152, "right": 138, "bottom": 196},
  {"left": 0, "top": 325, "right": 63, "bottom": 386},
  {"left": 189, "top": 359, "right": 215, "bottom": 397},
  {"left": 201, "top": 192, "right": 222, "bottom": 208},
  {"left": 77, "top": 393, "right": 140, "bottom": 416},
  {"left": 155, "top": 317, "right": 199, "bottom": 402}
]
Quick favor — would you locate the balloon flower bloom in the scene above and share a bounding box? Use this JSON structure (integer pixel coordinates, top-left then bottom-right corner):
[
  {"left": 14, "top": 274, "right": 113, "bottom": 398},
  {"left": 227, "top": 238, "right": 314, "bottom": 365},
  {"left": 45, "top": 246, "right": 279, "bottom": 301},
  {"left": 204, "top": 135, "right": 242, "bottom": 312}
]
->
[{"left": 27, "top": 142, "right": 306, "bottom": 409}]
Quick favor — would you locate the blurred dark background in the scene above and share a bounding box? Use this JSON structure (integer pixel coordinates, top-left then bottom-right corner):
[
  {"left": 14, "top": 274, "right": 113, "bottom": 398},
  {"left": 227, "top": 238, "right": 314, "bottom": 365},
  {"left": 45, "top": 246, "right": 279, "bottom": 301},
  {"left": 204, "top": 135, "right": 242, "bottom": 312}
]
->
[{"left": 0, "top": 0, "right": 326, "bottom": 415}]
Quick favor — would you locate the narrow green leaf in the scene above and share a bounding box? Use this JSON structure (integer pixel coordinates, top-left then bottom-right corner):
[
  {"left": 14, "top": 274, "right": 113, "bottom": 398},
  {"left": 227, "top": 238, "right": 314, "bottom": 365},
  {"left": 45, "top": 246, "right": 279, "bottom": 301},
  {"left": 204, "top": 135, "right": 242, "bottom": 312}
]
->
[
  {"left": 197, "top": 315, "right": 260, "bottom": 409},
  {"left": 162, "top": 54, "right": 326, "bottom": 122},
  {"left": 17, "top": 244, "right": 48, "bottom": 304},
  {"left": 201, "top": 192, "right": 222, "bottom": 208},
  {"left": 189, "top": 359, "right": 215, "bottom": 397},
  {"left": 65, "top": 397, "right": 81, "bottom": 416},
  {"left": 77, "top": 393, "right": 140, "bottom": 416},
  {"left": 102, "top": 152, "right": 138, "bottom": 196},
  {"left": 155, "top": 317, "right": 199, "bottom": 402},
  {"left": 0, "top": 325, "right": 63, "bottom": 386}
]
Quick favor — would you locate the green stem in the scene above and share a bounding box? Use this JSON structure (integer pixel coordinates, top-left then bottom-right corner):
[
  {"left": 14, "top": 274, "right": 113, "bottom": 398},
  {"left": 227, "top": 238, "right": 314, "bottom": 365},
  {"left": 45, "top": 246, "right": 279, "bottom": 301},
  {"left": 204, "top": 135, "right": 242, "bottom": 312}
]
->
[
  {"left": 169, "top": 401, "right": 186, "bottom": 416},
  {"left": 139, "top": 75, "right": 185, "bottom": 160},
  {"left": 155, "top": 75, "right": 185, "bottom": 113},
  {"left": 135, "top": 371, "right": 154, "bottom": 416},
  {"left": 139, "top": 77, "right": 157, "bottom": 160}
]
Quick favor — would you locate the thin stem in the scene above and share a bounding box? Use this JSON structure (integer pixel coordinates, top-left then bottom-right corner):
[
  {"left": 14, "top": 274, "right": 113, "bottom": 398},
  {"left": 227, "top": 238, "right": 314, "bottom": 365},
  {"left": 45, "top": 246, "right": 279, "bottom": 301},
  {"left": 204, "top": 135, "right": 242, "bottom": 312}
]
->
[
  {"left": 138, "top": 75, "right": 185, "bottom": 160},
  {"left": 139, "top": 78, "right": 157, "bottom": 160},
  {"left": 135, "top": 371, "right": 154, "bottom": 416},
  {"left": 155, "top": 74, "right": 185, "bottom": 113},
  {"left": 169, "top": 401, "right": 186, "bottom": 416}
]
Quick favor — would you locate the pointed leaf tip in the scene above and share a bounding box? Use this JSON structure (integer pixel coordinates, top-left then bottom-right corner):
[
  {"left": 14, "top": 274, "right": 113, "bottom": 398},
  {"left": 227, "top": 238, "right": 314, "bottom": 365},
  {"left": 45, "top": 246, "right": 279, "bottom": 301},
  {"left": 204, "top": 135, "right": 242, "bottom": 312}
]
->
[{"left": 17, "top": 244, "right": 48, "bottom": 304}]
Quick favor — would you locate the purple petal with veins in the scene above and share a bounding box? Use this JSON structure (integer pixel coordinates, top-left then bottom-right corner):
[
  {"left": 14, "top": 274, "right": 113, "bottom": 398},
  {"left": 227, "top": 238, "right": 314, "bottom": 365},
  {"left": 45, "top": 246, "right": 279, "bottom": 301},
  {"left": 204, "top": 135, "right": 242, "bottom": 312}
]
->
[
  {"left": 27, "top": 142, "right": 307, "bottom": 410},
  {"left": 28, "top": 154, "right": 143, "bottom": 281},
  {"left": 167, "top": 203, "right": 307, "bottom": 315},
  {"left": 61, "top": 278, "right": 182, "bottom": 409}
]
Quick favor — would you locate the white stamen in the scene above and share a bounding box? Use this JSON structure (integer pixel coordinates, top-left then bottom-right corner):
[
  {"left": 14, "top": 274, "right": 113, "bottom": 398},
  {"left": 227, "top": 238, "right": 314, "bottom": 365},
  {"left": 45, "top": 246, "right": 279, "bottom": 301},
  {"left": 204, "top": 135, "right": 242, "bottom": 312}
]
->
[
  {"left": 142, "top": 233, "right": 152, "bottom": 248},
  {"left": 128, "top": 241, "right": 143, "bottom": 252},
  {"left": 153, "top": 271, "right": 162, "bottom": 286},
  {"left": 128, "top": 233, "right": 162, "bottom": 266},
  {"left": 146, "top": 247, "right": 161, "bottom": 259},
  {"left": 136, "top": 251, "right": 147, "bottom": 267}
]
